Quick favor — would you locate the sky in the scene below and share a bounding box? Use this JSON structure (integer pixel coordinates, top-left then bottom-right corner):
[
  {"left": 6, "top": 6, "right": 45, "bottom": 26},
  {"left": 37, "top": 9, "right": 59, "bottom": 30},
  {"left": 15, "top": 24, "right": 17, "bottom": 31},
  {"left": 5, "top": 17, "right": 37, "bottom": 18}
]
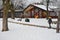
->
[
  {"left": 13, "top": 0, "right": 42, "bottom": 7},
  {"left": 0, "top": 0, "right": 2, "bottom": 9},
  {"left": 0, "top": 0, "right": 60, "bottom": 8},
  {"left": 0, "top": 0, "right": 42, "bottom": 8}
]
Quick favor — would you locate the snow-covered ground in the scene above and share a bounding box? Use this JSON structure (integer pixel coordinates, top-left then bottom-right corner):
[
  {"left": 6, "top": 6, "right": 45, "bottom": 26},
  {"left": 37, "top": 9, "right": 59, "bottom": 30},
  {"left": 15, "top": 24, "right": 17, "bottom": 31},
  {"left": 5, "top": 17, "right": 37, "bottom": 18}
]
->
[
  {"left": 0, "top": 18, "right": 60, "bottom": 40},
  {"left": 8, "top": 18, "right": 57, "bottom": 28}
]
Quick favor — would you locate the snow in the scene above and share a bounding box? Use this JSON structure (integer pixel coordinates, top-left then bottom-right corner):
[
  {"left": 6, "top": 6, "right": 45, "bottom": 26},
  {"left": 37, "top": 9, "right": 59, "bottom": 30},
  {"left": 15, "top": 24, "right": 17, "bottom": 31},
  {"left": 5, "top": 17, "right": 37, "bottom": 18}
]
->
[
  {"left": 0, "top": 18, "right": 60, "bottom": 40},
  {"left": 49, "top": 6, "right": 58, "bottom": 9},
  {"left": 8, "top": 18, "right": 57, "bottom": 28},
  {"left": 33, "top": 4, "right": 52, "bottom": 11}
]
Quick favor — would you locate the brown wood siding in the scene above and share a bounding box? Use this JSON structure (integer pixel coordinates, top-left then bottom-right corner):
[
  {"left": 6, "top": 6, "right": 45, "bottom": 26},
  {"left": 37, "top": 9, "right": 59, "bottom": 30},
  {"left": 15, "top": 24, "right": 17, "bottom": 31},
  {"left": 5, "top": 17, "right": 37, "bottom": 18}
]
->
[{"left": 23, "top": 4, "right": 58, "bottom": 18}]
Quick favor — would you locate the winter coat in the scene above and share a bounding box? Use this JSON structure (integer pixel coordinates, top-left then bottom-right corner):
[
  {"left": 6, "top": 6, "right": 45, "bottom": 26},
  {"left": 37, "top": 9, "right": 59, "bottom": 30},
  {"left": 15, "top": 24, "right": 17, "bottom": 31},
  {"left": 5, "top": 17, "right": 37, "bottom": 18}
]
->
[{"left": 48, "top": 18, "right": 52, "bottom": 24}]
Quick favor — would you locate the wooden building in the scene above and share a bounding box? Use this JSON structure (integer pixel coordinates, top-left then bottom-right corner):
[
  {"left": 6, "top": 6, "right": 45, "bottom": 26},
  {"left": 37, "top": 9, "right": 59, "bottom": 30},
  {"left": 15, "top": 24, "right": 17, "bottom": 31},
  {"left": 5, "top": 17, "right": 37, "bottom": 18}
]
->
[
  {"left": 23, "top": 4, "right": 58, "bottom": 18},
  {"left": 0, "top": 10, "right": 23, "bottom": 18}
]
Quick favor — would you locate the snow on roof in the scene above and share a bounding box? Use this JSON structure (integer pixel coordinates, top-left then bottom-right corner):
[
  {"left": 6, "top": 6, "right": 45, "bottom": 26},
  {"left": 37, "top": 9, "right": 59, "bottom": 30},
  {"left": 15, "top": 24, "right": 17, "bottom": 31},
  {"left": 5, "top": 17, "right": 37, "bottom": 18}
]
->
[
  {"left": 49, "top": 6, "right": 58, "bottom": 9},
  {"left": 32, "top": 4, "right": 52, "bottom": 11}
]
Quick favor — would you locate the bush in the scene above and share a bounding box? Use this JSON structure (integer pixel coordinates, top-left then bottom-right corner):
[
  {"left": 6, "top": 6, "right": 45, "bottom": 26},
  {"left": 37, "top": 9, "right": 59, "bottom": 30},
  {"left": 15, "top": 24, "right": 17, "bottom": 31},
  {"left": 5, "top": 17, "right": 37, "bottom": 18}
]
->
[{"left": 25, "top": 18, "right": 30, "bottom": 22}]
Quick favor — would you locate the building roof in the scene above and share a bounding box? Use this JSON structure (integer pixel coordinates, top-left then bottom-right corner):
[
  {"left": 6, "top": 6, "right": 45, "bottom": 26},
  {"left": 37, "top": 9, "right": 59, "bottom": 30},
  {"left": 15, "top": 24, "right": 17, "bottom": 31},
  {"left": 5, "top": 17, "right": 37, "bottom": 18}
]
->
[
  {"left": 24, "top": 3, "right": 59, "bottom": 13},
  {"left": 24, "top": 4, "right": 56, "bottom": 13},
  {"left": 33, "top": 4, "right": 52, "bottom": 11}
]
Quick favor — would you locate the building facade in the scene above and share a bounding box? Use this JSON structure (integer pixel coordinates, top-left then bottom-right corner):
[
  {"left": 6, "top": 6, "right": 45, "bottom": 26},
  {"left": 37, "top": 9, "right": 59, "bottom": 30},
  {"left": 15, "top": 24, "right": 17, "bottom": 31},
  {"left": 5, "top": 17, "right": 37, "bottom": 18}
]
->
[{"left": 24, "top": 4, "right": 58, "bottom": 18}]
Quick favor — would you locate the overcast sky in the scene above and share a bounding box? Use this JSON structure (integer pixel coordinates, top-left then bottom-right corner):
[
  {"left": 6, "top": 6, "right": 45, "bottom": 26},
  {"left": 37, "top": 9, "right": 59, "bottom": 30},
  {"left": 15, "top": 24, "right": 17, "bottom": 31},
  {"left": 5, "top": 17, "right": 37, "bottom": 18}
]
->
[
  {"left": 13, "top": 0, "right": 42, "bottom": 7},
  {"left": 0, "top": 0, "right": 60, "bottom": 8},
  {"left": 0, "top": 0, "right": 42, "bottom": 8}
]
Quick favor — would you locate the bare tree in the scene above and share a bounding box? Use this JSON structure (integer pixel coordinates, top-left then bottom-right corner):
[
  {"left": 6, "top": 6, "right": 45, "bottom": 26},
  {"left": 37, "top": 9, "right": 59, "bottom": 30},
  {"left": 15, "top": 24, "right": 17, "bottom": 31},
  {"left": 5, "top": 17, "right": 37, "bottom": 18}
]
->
[
  {"left": 46, "top": 0, "right": 50, "bottom": 19},
  {"left": 2, "top": 0, "right": 15, "bottom": 31},
  {"left": 10, "top": 2, "right": 15, "bottom": 19},
  {"left": 2, "top": 0, "right": 10, "bottom": 31}
]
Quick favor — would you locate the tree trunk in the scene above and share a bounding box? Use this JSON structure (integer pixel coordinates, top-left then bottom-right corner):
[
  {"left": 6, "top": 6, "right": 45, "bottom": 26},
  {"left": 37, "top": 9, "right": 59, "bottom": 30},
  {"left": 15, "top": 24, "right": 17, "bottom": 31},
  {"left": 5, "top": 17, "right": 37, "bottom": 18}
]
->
[
  {"left": 56, "top": 11, "right": 60, "bottom": 33},
  {"left": 11, "top": 9, "right": 15, "bottom": 19},
  {"left": 57, "top": 19, "right": 59, "bottom": 33},
  {"left": 46, "top": 0, "right": 49, "bottom": 19},
  {"left": 2, "top": 0, "right": 9, "bottom": 31},
  {"left": 2, "top": 5, "right": 9, "bottom": 31},
  {"left": 10, "top": 3, "right": 15, "bottom": 19}
]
